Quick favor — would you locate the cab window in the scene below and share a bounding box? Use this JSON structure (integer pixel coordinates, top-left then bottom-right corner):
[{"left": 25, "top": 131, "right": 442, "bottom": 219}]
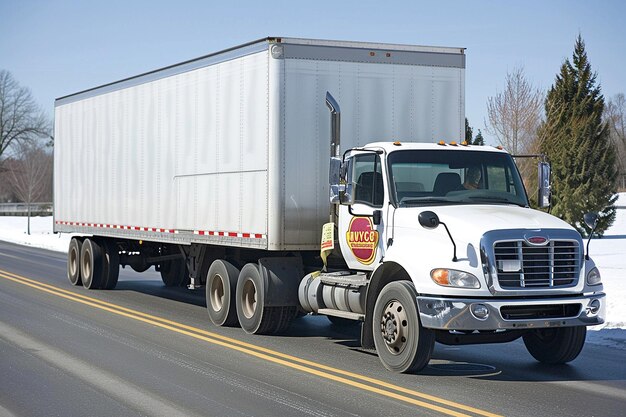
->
[{"left": 353, "top": 153, "right": 384, "bottom": 207}]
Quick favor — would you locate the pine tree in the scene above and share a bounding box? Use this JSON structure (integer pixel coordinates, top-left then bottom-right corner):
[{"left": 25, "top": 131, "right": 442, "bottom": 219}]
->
[
  {"left": 473, "top": 130, "right": 485, "bottom": 146},
  {"left": 539, "top": 35, "right": 618, "bottom": 236},
  {"left": 465, "top": 118, "right": 473, "bottom": 143}
]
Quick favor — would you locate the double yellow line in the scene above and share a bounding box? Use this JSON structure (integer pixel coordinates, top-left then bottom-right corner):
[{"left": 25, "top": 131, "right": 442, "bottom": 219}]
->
[{"left": 0, "top": 268, "right": 501, "bottom": 417}]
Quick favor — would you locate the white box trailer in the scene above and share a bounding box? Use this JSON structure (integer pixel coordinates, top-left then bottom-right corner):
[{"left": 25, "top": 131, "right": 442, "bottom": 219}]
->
[
  {"left": 56, "top": 37, "right": 604, "bottom": 374},
  {"left": 54, "top": 37, "right": 465, "bottom": 250}
]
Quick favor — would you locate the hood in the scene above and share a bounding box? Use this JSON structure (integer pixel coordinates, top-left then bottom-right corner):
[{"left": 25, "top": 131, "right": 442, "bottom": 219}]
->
[{"left": 397, "top": 204, "right": 576, "bottom": 237}]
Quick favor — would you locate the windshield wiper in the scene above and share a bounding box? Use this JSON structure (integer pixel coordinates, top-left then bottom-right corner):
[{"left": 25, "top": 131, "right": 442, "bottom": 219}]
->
[
  {"left": 400, "top": 197, "right": 461, "bottom": 206},
  {"left": 467, "top": 196, "right": 527, "bottom": 207}
]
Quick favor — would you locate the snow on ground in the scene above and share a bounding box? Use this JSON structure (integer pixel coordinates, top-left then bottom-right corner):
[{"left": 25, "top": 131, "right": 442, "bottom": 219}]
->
[{"left": 0, "top": 196, "right": 624, "bottom": 341}]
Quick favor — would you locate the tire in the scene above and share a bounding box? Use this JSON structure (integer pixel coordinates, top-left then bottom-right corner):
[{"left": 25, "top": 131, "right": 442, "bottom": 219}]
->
[
  {"left": 80, "top": 238, "right": 104, "bottom": 290},
  {"left": 523, "top": 326, "right": 587, "bottom": 364},
  {"left": 372, "top": 281, "right": 435, "bottom": 373},
  {"left": 160, "top": 258, "right": 189, "bottom": 287},
  {"left": 236, "top": 263, "right": 296, "bottom": 335},
  {"left": 100, "top": 239, "right": 120, "bottom": 290},
  {"left": 67, "top": 237, "right": 83, "bottom": 286},
  {"left": 206, "top": 260, "right": 240, "bottom": 326}
]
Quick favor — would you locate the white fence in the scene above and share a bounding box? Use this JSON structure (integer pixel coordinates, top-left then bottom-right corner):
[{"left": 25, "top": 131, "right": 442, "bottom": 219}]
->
[{"left": 0, "top": 203, "right": 53, "bottom": 216}]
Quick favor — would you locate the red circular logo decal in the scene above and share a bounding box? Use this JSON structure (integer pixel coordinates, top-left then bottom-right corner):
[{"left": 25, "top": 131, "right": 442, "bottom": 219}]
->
[{"left": 346, "top": 217, "right": 379, "bottom": 265}]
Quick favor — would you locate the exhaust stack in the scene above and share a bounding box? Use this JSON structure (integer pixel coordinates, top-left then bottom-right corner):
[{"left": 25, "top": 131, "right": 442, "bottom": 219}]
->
[{"left": 325, "top": 92, "right": 341, "bottom": 158}]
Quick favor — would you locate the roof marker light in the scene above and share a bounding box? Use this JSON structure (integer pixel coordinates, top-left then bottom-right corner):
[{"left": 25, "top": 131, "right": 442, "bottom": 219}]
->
[
  {"left": 449, "top": 141, "right": 458, "bottom": 146},
  {"left": 393, "top": 141, "right": 402, "bottom": 146},
  {"left": 438, "top": 140, "right": 446, "bottom": 146},
  {"left": 461, "top": 141, "right": 469, "bottom": 146}
]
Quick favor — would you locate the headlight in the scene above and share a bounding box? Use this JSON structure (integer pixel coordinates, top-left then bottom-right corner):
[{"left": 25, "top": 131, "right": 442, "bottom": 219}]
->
[
  {"left": 431, "top": 269, "right": 481, "bottom": 289},
  {"left": 586, "top": 267, "right": 602, "bottom": 286}
]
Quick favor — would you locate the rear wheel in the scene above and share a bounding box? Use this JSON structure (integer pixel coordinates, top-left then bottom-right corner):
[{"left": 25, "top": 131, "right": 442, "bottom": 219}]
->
[
  {"left": 206, "top": 260, "right": 240, "bottom": 326},
  {"left": 523, "top": 326, "right": 586, "bottom": 364},
  {"left": 236, "top": 263, "right": 295, "bottom": 335},
  {"left": 80, "top": 238, "right": 104, "bottom": 290},
  {"left": 160, "top": 258, "right": 189, "bottom": 287},
  {"left": 373, "top": 281, "right": 435, "bottom": 373},
  {"left": 67, "top": 237, "right": 83, "bottom": 286},
  {"left": 100, "top": 239, "right": 120, "bottom": 290}
]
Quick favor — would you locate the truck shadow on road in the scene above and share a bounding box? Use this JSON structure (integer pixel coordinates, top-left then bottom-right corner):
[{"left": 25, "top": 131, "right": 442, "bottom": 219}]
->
[{"left": 419, "top": 329, "right": 626, "bottom": 382}]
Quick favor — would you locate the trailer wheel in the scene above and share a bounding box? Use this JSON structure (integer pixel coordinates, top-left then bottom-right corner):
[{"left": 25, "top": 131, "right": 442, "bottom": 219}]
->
[
  {"left": 523, "top": 326, "right": 586, "bottom": 364},
  {"left": 236, "top": 263, "right": 294, "bottom": 334},
  {"left": 160, "top": 258, "right": 189, "bottom": 287},
  {"left": 373, "top": 281, "right": 434, "bottom": 373},
  {"left": 100, "top": 239, "right": 120, "bottom": 290},
  {"left": 67, "top": 237, "right": 83, "bottom": 286},
  {"left": 80, "top": 238, "right": 104, "bottom": 290},
  {"left": 206, "top": 260, "right": 240, "bottom": 326}
]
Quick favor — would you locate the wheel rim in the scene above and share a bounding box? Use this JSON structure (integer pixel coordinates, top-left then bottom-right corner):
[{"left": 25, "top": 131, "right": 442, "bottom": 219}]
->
[
  {"left": 82, "top": 247, "right": 91, "bottom": 280},
  {"left": 379, "top": 299, "right": 409, "bottom": 355},
  {"left": 210, "top": 274, "right": 225, "bottom": 312},
  {"left": 69, "top": 246, "right": 78, "bottom": 277},
  {"left": 241, "top": 278, "right": 257, "bottom": 319}
]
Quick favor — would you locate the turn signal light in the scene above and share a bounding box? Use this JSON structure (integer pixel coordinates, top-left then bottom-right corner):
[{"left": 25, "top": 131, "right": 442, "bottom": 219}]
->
[{"left": 431, "top": 269, "right": 449, "bottom": 285}]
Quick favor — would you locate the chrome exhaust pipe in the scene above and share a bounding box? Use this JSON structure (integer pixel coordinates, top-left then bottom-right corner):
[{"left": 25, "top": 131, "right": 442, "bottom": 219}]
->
[{"left": 325, "top": 92, "right": 340, "bottom": 158}]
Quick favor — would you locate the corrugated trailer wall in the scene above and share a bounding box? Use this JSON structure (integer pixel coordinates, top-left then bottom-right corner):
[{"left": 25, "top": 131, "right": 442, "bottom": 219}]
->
[
  {"left": 54, "top": 49, "right": 270, "bottom": 247},
  {"left": 279, "top": 46, "right": 464, "bottom": 249},
  {"left": 54, "top": 38, "right": 464, "bottom": 251}
]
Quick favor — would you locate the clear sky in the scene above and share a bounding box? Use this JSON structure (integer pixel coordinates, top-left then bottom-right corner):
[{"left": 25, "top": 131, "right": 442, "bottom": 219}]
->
[{"left": 1, "top": 0, "right": 624, "bottom": 145}]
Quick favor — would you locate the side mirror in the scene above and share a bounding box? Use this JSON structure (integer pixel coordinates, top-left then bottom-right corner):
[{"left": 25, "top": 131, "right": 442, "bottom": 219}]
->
[
  {"left": 584, "top": 212, "right": 599, "bottom": 260},
  {"left": 329, "top": 157, "right": 342, "bottom": 203},
  {"left": 329, "top": 157, "right": 355, "bottom": 205},
  {"left": 584, "top": 212, "right": 599, "bottom": 230},
  {"left": 538, "top": 162, "right": 551, "bottom": 208},
  {"left": 418, "top": 211, "right": 440, "bottom": 229}
]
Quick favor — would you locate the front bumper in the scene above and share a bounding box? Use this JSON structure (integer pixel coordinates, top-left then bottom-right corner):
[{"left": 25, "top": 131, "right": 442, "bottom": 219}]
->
[{"left": 417, "top": 293, "right": 605, "bottom": 331}]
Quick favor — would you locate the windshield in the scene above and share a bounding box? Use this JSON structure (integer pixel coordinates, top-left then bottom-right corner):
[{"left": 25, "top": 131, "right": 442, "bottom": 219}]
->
[{"left": 387, "top": 150, "right": 529, "bottom": 207}]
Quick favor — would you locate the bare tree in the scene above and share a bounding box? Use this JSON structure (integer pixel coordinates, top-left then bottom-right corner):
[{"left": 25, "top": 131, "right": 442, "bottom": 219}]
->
[
  {"left": 485, "top": 66, "right": 544, "bottom": 154},
  {"left": 0, "top": 69, "right": 51, "bottom": 163},
  {"left": 605, "top": 93, "right": 626, "bottom": 190},
  {"left": 7, "top": 141, "right": 53, "bottom": 234}
]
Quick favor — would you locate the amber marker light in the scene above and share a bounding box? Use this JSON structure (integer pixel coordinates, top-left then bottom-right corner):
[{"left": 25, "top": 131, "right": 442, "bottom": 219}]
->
[
  {"left": 393, "top": 141, "right": 402, "bottom": 146},
  {"left": 449, "top": 141, "right": 458, "bottom": 146},
  {"left": 461, "top": 141, "right": 469, "bottom": 146},
  {"left": 431, "top": 269, "right": 450, "bottom": 285},
  {"left": 438, "top": 140, "right": 446, "bottom": 146}
]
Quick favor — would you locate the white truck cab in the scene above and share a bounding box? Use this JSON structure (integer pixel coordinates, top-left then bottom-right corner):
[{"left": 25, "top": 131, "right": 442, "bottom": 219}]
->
[{"left": 299, "top": 95, "right": 606, "bottom": 373}]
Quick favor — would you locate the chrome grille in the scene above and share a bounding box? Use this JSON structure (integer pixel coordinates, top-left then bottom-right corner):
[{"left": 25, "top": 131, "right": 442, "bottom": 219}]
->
[{"left": 493, "top": 240, "right": 580, "bottom": 288}]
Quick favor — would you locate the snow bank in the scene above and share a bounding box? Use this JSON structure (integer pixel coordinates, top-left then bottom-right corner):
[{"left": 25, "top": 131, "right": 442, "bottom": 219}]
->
[{"left": 0, "top": 216, "right": 71, "bottom": 253}]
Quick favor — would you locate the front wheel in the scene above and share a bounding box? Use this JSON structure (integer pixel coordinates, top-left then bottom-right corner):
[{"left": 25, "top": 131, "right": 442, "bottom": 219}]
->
[
  {"left": 373, "top": 281, "right": 435, "bottom": 373},
  {"left": 523, "top": 326, "right": 586, "bottom": 364}
]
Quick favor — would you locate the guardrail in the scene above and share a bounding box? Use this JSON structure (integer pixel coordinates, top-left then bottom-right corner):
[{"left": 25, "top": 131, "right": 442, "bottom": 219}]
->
[{"left": 0, "top": 202, "right": 53, "bottom": 216}]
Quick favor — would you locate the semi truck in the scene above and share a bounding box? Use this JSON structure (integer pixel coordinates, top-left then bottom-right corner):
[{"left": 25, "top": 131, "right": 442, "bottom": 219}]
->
[{"left": 54, "top": 37, "right": 606, "bottom": 373}]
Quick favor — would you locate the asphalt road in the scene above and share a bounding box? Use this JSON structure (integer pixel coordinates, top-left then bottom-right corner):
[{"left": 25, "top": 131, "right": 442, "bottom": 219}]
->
[{"left": 0, "top": 240, "right": 625, "bottom": 417}]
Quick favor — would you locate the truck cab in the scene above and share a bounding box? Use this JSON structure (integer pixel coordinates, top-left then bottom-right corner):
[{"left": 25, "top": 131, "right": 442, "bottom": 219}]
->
[{"left": 323, "top": 141, "right": 606, "bottom": 372}]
